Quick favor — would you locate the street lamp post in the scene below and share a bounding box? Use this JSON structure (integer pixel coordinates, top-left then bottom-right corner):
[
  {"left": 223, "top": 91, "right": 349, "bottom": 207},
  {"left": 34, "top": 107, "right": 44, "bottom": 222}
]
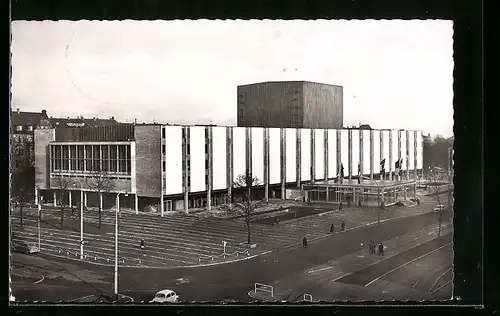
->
[
  {"left": 37, "top": 201, "right": 41, "bottom": 251},
  {"left": 74, "top": 182, "right": 84, "bottom": 259},
  {"left": 115, "top": 191, "right": 128, "bottom": 298}
]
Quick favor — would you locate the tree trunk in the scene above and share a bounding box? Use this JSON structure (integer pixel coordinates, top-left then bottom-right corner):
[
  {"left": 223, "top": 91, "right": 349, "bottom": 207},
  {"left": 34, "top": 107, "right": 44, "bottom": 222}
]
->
[
  {"left": 60, "top": 205, "right": 64, "bottom": 229},
  {"left": 98, "top": 192, "right": 102, "bottom": 229},
  {"left": 19, "top": 204, "right": 23, "bottom": 227},
  {"left": 246, "top": 220, "right": 251, "bottom": 244}
]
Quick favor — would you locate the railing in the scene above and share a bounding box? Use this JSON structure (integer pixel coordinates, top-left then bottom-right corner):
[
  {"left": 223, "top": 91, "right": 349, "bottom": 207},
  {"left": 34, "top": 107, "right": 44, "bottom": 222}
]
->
[
  {"left": 198, "top": 249, "right": 250, "bottom": 263},
  {"left": 254, "top": 283, "right": 274, "bottom": 298}
]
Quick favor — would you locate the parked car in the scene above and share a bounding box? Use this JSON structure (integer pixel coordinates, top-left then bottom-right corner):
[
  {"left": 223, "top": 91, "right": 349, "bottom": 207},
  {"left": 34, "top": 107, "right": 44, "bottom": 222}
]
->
[
  {"left": 149, "top": 290, "right": 180, "bottom": 303},
  {"left": 12, "top": 242, "right": 39, "bottom": 254},
  {"left": 433, "top": 204, "right": 447, "bottom": 212}
]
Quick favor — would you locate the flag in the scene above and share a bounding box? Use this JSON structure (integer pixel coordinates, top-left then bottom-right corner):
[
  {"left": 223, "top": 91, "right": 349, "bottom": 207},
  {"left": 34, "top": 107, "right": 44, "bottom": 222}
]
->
[
  {"left": 380, "top": 158, "right": 386, "bottom": 167},
  {"left": 395, "top": 159, "right": 400, "bottom": 171}
]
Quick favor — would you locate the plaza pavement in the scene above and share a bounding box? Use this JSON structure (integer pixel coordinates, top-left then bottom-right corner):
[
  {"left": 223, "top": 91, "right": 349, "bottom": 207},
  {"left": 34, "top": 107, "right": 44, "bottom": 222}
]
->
[
  {"left": 10, "top": 190, "right": 447, "bottom": 269},
  {"left": 11, "top": 209, "right": 452, "bottom": 303},
  {"left": 249, "top": 221, "right": 453, "bottom": 302}
]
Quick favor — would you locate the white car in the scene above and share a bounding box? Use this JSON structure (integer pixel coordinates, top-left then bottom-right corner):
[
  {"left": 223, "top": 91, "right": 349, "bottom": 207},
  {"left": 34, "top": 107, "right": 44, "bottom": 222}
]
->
[
  {"left": 433, "top": 204, "right": 447, "bottom": 211},
  {"left": 149, "top": 290, "right": 180, "bottom": 303}
]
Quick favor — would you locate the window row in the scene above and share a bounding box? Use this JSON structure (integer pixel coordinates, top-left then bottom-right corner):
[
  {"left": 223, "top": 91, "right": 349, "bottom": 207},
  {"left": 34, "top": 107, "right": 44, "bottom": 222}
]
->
[{"left": 50, "top": 144, "right": 131, "bottom": 174}]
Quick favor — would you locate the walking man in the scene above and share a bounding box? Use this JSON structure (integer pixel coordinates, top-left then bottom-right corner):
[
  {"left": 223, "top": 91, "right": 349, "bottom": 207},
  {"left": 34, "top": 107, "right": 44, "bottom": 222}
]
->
[
  {"left": 140, "top": 238, "right": 146, "bottom": 250},
  {"left": 340, "top": 220, "right": 345, "bottom": 231},
  {"left": 378, "top": 243, "right": 384, "bottom": 256},
  {"left": 339, "top": 202, "right": 343, "bottom": 212},
  {"left": 330, "top": 224, "right": 335, "bottom": 234},
  {"left": 302, "top": 236, "right": 308, "bottom": 248}
]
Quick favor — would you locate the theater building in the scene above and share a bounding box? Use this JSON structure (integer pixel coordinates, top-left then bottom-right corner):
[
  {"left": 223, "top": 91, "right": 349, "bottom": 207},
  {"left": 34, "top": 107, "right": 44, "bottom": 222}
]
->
[{"left": 34, "top": 124, "right": 423, "bottom": 214}]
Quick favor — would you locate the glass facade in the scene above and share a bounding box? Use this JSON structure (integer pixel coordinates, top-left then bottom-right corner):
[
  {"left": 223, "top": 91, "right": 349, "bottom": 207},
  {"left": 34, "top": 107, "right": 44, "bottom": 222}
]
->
[{"left": 50, "top": 143, "right": 131, "bottom": 175}]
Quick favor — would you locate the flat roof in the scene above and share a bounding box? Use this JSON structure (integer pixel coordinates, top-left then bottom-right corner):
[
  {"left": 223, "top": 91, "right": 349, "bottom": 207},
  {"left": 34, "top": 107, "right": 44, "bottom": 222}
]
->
[{"left": 303, "top": 179, "right": 416, "bottom": 189}]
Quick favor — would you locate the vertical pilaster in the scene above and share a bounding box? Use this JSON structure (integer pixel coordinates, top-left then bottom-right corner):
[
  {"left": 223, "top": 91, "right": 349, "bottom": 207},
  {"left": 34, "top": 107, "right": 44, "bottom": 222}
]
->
[
  {"left": 84, "top": 192, "right": 87, "bottom": 207},
  {"left": 68, "top": 146, "right": 72, "bottom": 171},
  {"left": 348, "top": 129, "right": 352, "bottom": 180},
  {"left": 227, "top": 127, "right": 233, "bottom": 203},
  {"left": 360, "top": 130, "right": 364, "bottom": 180},
  {"left": 69, "top": 191, "right": 72, "bottom": 208},
  {"left": 183, "top": 126, "right": 189, "bottom": 213},
  {"left": 280, "top": 128, "right": 286, "bottom": 200},
  {"left": 398, "top": 130, "right": 402, "bottom": 182},
  {"left": 311, "top": 129, "right": 315, "bottom": 184},
  {"left": 380, "top": 131, "right": 384, "bottom": 180},
  {"left": 245, "top": 127, "right": 252, "bottom": 193},
  {"left": 414, "top": 131, "right": 418, "bottom": 179},
  {"left": 99, "top": 193, "right": 103, "bottom": 213},
  {"left": 35, "top": 187, "right": 39, "bottom": 205},
  {"left": 324, "top": 130, "right": 328, "bottom": 182},
  {"left": 160, "top": 128, "right": 164, "bottom": 217},
  {"left": 336, "top": 130, "right": 341, "bottom": 182},
  {"left": 53, "top": 191, "right": 57, "bottom": 207},
  {"left": 370, "top": 130, "right": 374, "bottom": 180},
  {"left": 296, "top": 129, "right": 301, "bottom": 187},
  {"left": 389, "top": 131, "right": 393, "bottom": 181},
  {"left": 83, "top": 145, "right": 87, "bottom": 172},
  {"left": 263, "top": 128, "right": 269, "bottom": 202},
  {"left": 207, "top": 126, "right": 213, "bottom": 211},
  {"left": 135, "top": 194, "right": 139, "bottom": 213},
  {"left": 406, "top": 130, "right": 410, "bottom": 180}
]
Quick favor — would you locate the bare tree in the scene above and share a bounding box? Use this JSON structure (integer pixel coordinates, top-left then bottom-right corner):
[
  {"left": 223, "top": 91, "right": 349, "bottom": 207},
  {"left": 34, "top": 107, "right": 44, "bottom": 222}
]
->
[
  {"left": 53, "top": 175, "right": 72, "bottom": 229},
  {"left": 11, "top": 137, "right": 34, "bottom": 227},
  {"left": 429, "top": 173, "right": 447, "bottom": 237},
  {"left": 232, "top": 173, "right": 265, "bottom": 245},
  {"left": 85, "top": 170, "right": 115, "bottom": 228}
]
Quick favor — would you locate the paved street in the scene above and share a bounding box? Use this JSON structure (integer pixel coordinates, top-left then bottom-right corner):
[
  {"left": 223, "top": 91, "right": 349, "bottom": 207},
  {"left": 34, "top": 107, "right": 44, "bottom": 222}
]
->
[{"left": 11, "top": 207, "right": 453, "bottom": 303}]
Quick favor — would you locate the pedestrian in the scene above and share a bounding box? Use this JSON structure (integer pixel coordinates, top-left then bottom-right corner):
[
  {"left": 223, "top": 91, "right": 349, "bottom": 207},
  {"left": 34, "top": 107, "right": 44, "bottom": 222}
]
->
[
  {"left": 369, "top": 240, "right": 376, "bottom": 254},
  {"left": 416, "top": 197, "right": 420, "bottom": 205},
  {"left": 339, "top": 202, "right": 343, "bottom": 212},
  {"left": 340, "top": 220, "right": 345, "bottom": 231},
  {"left": 330, "top": 224, "right": 335, "bottom": 234},
  {"left": 71, "top": 206, "right": 75, "bottom": 216},
  {"left": 140, "top": 238, "right": 145, "bottom": 250},
  {"left": 302, "top": 236, "right": 308, "bottom": 248},
  {"left": 378, "top": 243, "right": 384, "bottom": 256}
]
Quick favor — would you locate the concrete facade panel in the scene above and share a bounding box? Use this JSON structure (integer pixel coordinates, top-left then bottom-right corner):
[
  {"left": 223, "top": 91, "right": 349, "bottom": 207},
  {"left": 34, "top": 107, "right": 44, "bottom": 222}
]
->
[
  {"left": 164, "top": 126, "right": 183, "bottom": 195},
  {"left": 189, "top": 127, "right": 206, "bottom": 193},
  {"left": 34, "top": 129, "right": 55, "bottom": 190},
  {"left": 314, "top": 129, "right": 324, "bottom": 180},
  {"left": 134, "top": 125, "right": 162, "bottom": 197},
  {"left": 327, "top": 129, "right": 337, "bottom": 178},
  {"left": 212, "top": 127, "right": 228, "bottom": 190},
  {"left": 269, "top": 128, "right": 281, "bottom": 184},
  {"left": 232, "top": 127, "right": 247, "bottom": 183},
  {"left": 251, "top": 127, "right": 264, "bottom": 184},
  {"left": 362, "top": 130, "right": 371, "bottom": 175},
  {"left": 382, "top": 130, "right": 390, "bottom": 170},
  {"left": 408, "top": 131, "right": 415, "bottom": 170},
  {"left": 391, "top": 130, "right": 399, "bottom": 170},
  {"left": 300, "top": 129, "right": 311, "bottom": 181},
  {"left": 340, "top": 129, "right": 349, "bottom": 175},
  {"left": 285, "top": 128, "right": 296, "bottom": 182},
  {"left": 373, "top": 130, "right": 381, "bottom": 171},
  {"left": 400, "top": 130, "right": 407, "bottom": 170},
  {"left": 416, "top": 131, "right": 423, "bottom": 169},
  {"left": 351, "top": 129, "right": 360, "bottom": 176}
]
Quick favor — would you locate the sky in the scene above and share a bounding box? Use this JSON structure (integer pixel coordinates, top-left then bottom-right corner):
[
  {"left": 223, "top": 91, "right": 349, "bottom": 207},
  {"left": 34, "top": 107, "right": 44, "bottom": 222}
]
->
[{"left": 11, "top": 20, "right": 454, "bottom": 137}]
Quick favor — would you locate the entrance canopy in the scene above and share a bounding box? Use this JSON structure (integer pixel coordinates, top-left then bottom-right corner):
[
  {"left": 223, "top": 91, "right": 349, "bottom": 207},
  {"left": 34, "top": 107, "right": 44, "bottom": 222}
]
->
[{"left": 303, "top": 179, "right": 416, "bottom": 190}]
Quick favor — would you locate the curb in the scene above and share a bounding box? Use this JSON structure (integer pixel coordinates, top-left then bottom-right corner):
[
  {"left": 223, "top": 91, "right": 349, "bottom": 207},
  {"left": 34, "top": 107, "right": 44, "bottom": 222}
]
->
[{"left": 247, "top": 290, "right": 278, "bottom": 302}]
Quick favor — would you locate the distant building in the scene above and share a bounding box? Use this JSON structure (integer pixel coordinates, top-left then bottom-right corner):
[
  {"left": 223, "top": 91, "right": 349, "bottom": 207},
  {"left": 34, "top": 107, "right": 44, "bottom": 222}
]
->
[
  {"left": 237, "top": 81, "right": 343, "bottom": 129},
  {"left": 49, "top": 116, "right": 121, "bottom": 129}
]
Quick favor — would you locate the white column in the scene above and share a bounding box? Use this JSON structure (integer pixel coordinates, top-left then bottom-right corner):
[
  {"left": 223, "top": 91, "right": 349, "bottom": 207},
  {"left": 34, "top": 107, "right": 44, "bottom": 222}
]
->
[
  {"left": 160, "top": 195, "right": 164, "bottom": 216},
  {"left": 35, "top": 187, "right": 39, "bottom": 205},
  {"left": 99, "top": 193, "right": 103, "bottom": 212},
  {"left": 53, "top": 192, "right": 57, "bottom": 207},
  {"left": 135, "top": 194, "right": 139, "bottom": 214},
  {"left": 84, "top": 192, "right": 87, "bottom": 207},
  {"left": 69, "top": 191, "right": 72, "bottom": 208},
  {"left": 404, "top": 185, "right": 408, "bottom": 200}
]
